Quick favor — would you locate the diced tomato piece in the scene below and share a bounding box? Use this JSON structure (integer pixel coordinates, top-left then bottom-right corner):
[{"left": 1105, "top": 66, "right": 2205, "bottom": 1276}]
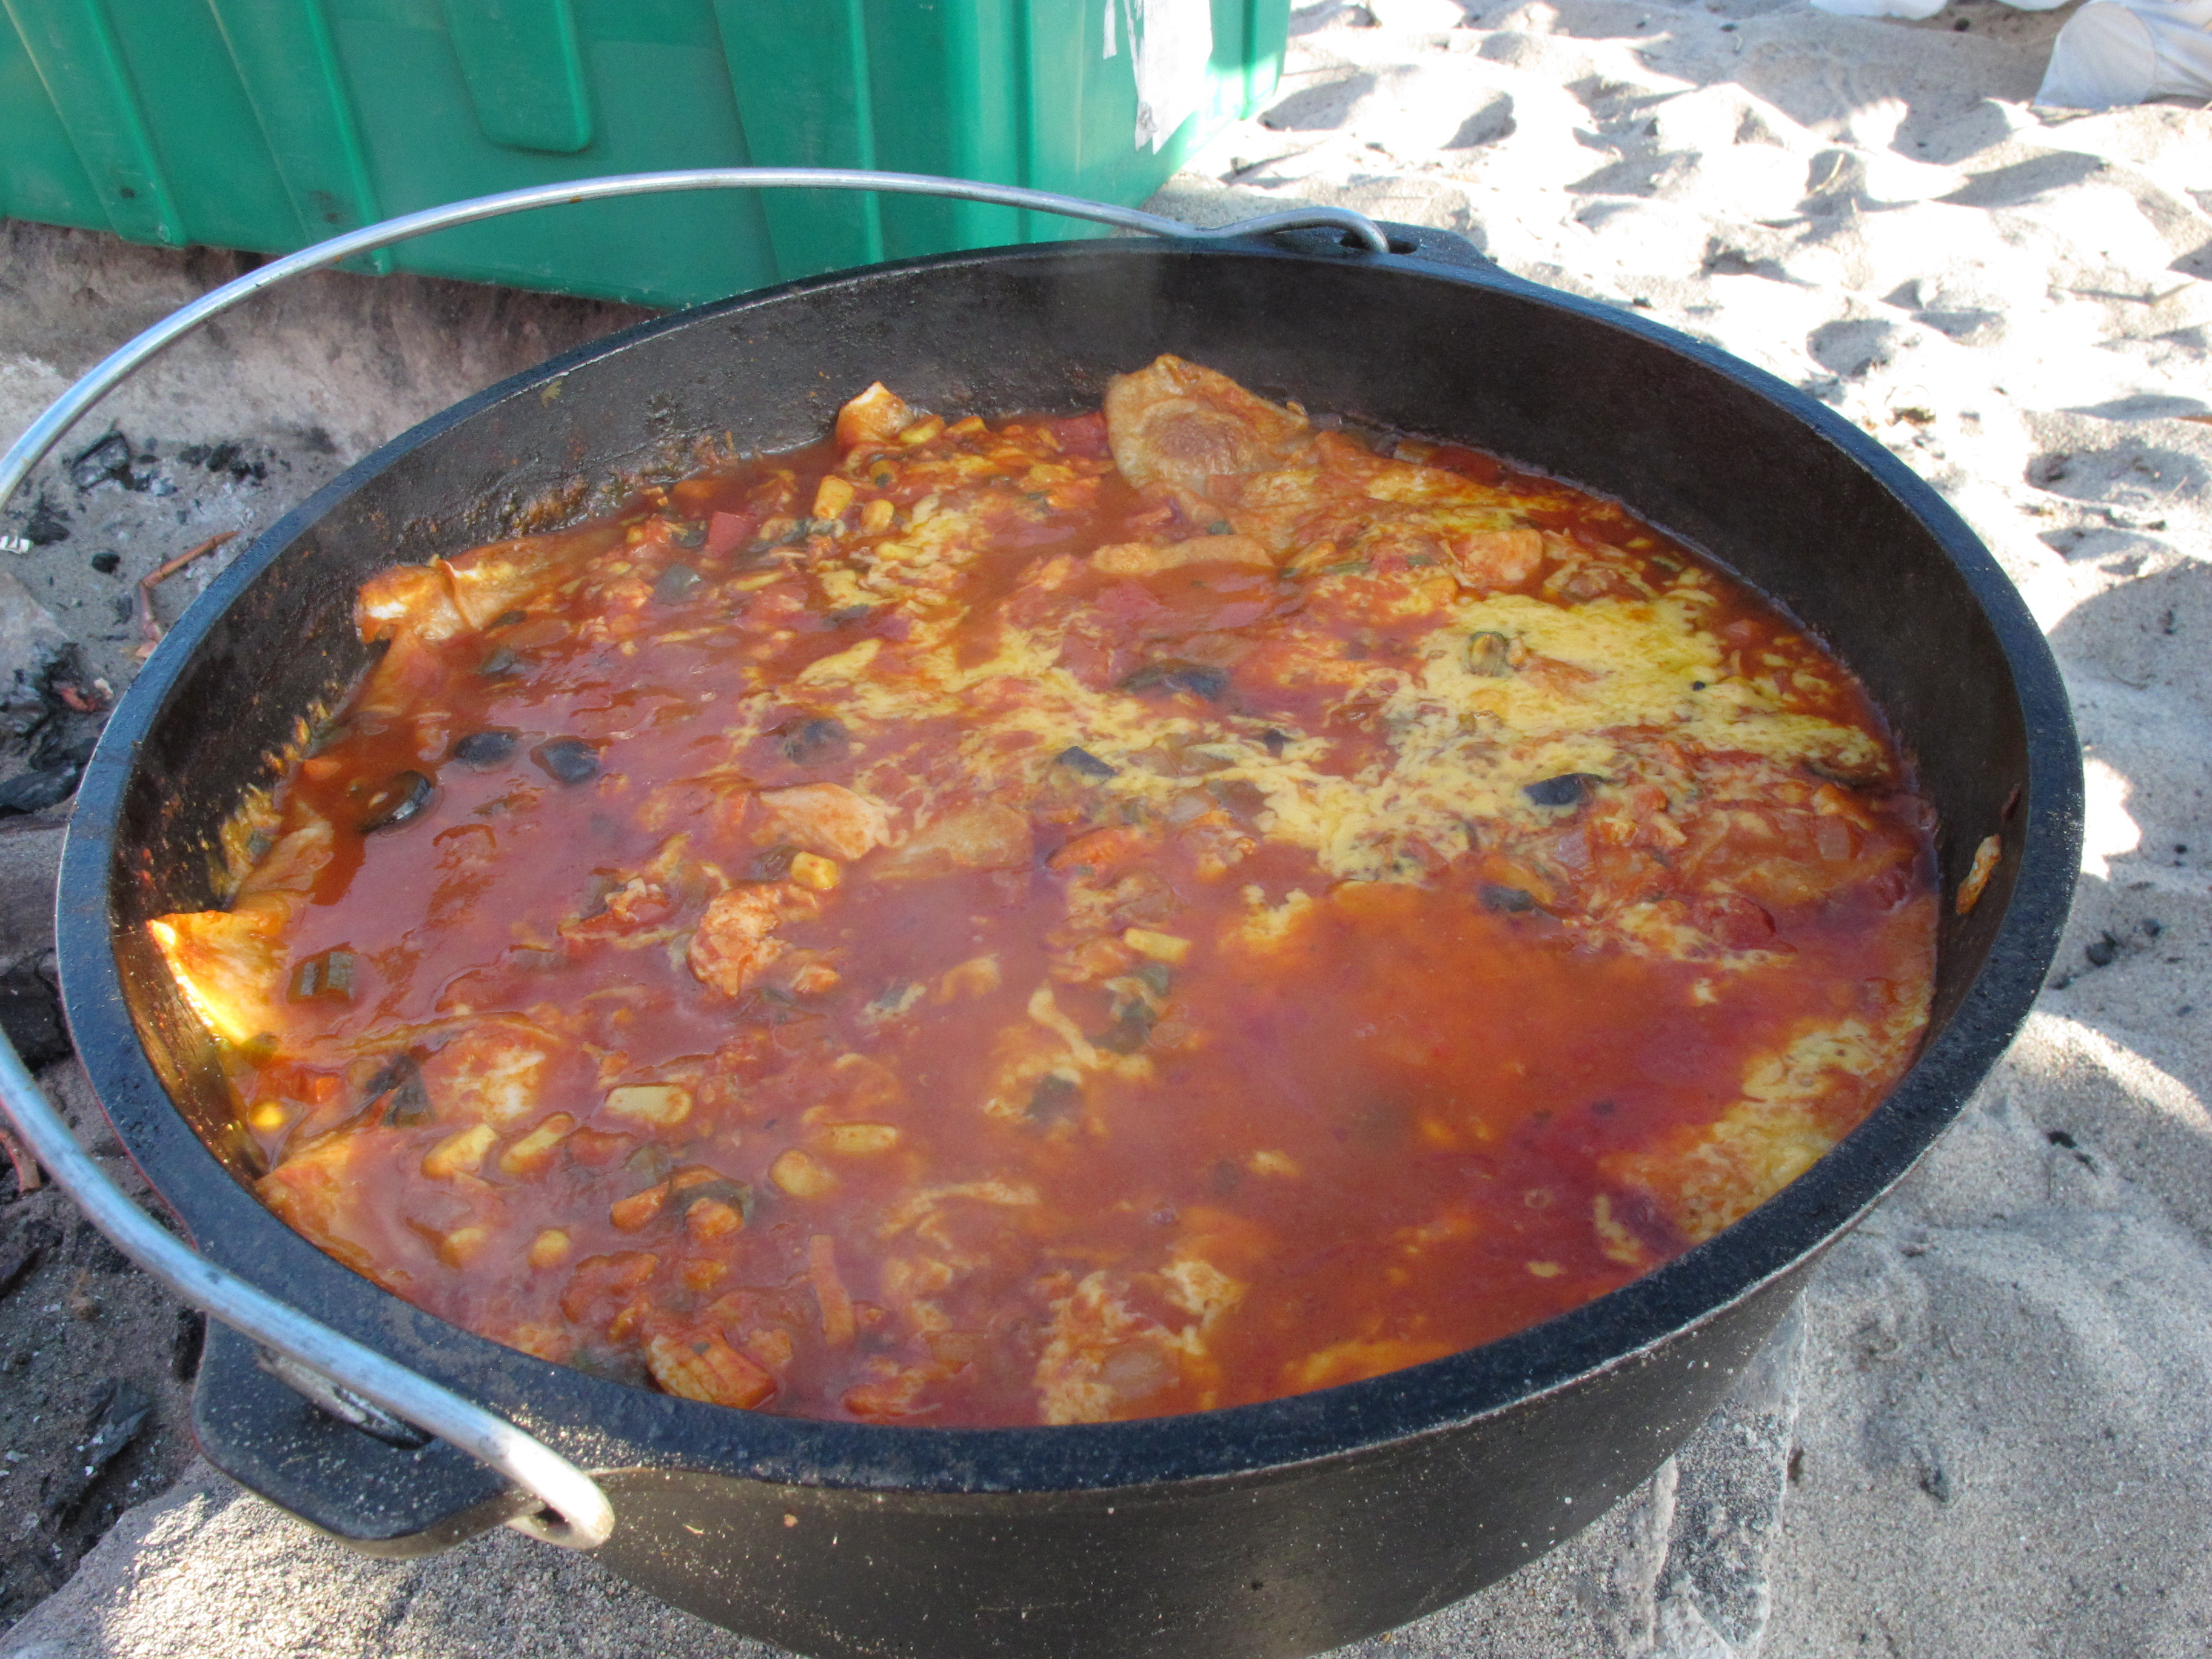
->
[
  {"left": 704, "top": 509, "right": 759, "bottom": 559},
  {"left": 1047, "top": 412, "right": 1110, "bottom": 458}
]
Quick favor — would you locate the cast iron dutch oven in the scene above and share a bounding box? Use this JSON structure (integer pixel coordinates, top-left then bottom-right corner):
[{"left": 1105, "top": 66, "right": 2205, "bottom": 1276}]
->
[{"left": 55, "top": 224, "right": 2080, "bottom": 1658}]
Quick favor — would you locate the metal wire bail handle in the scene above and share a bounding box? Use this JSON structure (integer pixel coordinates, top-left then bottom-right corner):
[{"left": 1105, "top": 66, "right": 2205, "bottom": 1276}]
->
[{"left": 0, "top": 170, "right": 1399, "bottom": 1555}]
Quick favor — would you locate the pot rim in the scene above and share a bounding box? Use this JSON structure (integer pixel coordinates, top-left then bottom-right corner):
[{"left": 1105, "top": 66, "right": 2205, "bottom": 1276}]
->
[{"left": 55, "top": 235, "right": 2082, "bottom": 1495}]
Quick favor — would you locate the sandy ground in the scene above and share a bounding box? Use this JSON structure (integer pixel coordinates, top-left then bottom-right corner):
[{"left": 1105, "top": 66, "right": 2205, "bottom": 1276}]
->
[{"left": 2, "top": 0, "right": 2210, "bottom": 1652}]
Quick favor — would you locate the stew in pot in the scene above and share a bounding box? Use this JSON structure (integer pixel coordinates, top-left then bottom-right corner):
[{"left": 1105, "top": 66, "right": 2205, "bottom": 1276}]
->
[{"left": 149, "top": 356, "right": 1936, "bottom": 1426}]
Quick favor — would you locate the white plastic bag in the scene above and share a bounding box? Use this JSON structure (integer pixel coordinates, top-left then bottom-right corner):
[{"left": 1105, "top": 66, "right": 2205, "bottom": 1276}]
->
[
  {"left": 1808, "top": 0, "right": 1948, "bottom": 21},
  {"left": 2038, "top": 0, "right": 2212, "bottom": 107}
]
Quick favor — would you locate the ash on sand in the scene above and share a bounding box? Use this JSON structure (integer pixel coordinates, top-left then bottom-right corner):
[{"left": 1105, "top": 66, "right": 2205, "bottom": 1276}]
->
[{"left": 5, "top": 0, "right": 2212, "bottom": 1644}]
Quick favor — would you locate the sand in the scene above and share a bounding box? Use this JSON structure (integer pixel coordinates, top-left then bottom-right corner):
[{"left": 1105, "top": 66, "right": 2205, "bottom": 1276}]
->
[{"left": 2, "top": 0, "right": 2209, "bottom": 1651}]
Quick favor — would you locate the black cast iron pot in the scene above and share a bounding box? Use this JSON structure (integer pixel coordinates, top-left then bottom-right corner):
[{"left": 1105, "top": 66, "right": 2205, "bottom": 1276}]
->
[{"left": 55, "top": 227, "right": 2080, "bottom": 1659}]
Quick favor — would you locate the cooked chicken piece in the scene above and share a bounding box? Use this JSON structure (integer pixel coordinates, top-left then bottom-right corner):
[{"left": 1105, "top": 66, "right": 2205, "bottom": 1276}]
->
[
  {"left": 756, "top": 783, "right": 892, "bottom": 861},
  {"left": 356, "top": 523, "right": 623, "bottom": 643},
  {"left": 836, "top": 382, "right": 915, "bottom": 452},
  {"left": 1033, "top": 1270, "right": 1194, "bottom": 1424},
  {"left": 1103, "top": 355, "right": 1316, "bottom": 518},
  {"left": 147, "top": 820, "right": 336, "bottom": 1047},
  {"left": 872, "top": 800, "right": 1033, "bottom": 881},
  {"left": 356, "top": 565, "right": 470, "bottom": 643},
  {"left": 687, "top": 883, "right": 803, "bottom": 997},
  {"left": 418, "top": 1021, "right": 559, "bottom": 1128},
  {"left": 1090, "top": 535, "right": 1276, "bottom": 576},
  {"left": 644, "top": 1329, "right": 777, "bottom": 1409},
  {"left": 438, "top": 522, "right": 625, "bottom": 631}
]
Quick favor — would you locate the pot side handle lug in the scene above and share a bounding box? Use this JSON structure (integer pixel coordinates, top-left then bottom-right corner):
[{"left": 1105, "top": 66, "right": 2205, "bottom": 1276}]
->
[
  {"left": 1248, "top": 218, "right": 1496, "bottom": 270},
  {"left": 195, "top": 1323, "right": 538, "bottom": 1558}
]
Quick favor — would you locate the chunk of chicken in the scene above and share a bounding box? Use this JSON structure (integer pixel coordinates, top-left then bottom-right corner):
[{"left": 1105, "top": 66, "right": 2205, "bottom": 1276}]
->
[
  {"left": 1103, "top": 355, "right": 1315, "bottom": 518},
  {"left": 688, "top": 883, "right": 802, "bottom": 997},
  {"left": 1088, "top": 535, "right": 1276, "bottom": 577},
  {"left": 356, "top": 523, "right": 624, "bottom": 643},
  {"left": 871, "top": 800, "right": 1033, "bottom": 882},
  {"left": 418, "top": 1021, "right": 558, "bottom": 1128},
  {"left": 1033, "top": 1270, "right": 1191, "bottom": 1424},
  {"left": 836, "top": 382, "right": 914, "bottom": 453},
  {"left": 147, "top": 820, "right": 336, "bottom": 1047},
  {"left": 756, "top": 783, "right": 891, "bottom": 862}
]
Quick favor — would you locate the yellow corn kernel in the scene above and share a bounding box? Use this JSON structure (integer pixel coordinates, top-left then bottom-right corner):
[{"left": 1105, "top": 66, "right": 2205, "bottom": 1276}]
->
[
  {"left": 686, "top": 1197, "right": 746, "bottom": 1241},
  {"left": 610, "top": 1181, "right": 668, "bottom": 1232},
  {"left": 788, "top": 851, "right": 840, "bottom": 891},
  {"left": 811, "top": 475, "right": 856, "bottom": 521},
  {"left": 421, "top": 1122, "right": 495, "bottom": 1180},
  {"left": 936, "top": 953, "right": 1000, "bottom": 1001},
  {"left": 819, "top": 1122, "right": 900, "bottom": 1156},
  {"left": 946, "top": 415, "right": 988, "bottom": 437},
  {"left": 770, "top": 1148, "right": 836, "bottom": 1199},
  {"left": 432, "top": 1225, "right": 491, "bottom": 1268},
  {"left": 1122, "top": 927, "right": 1191, "bottom": 964},
  {"left": 898, "top": 415, "right": 945, "bottom": 446},
  {"left": 498, "top": 1112, "right": 575, "bottom": 1176},
  {"left": 858, "top": 497, "right": 895, "bottom": 535},
  {"left": 605, "top": 1083, "right": 692, "bottom": 1126},
  {"left": 681, "top": 1257, "right": 731, "bottom": 1291},
  {"left": 248, "top": 1102, "right": 288, "bottom": 1134},
  {"left": 528, "top": 1228, "right": 571, "bottom": 1269}
]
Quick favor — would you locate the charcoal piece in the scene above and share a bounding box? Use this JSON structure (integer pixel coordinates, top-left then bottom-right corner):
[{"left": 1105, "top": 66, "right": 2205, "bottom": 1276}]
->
[
  {"left": 0, "top": 764, "right": 78, "bottom": 817},
  {"left": 0, "top": 960, "right": 69, "bottom": 1068},
  {"left": 67, "top": 433, "right": 132, "bottom": 492}
]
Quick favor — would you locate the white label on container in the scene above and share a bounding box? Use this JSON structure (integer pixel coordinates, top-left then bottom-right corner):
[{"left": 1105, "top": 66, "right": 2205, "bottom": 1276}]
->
[{"left": 1121, "top": 0, "right": 1215, "bottom": 152}]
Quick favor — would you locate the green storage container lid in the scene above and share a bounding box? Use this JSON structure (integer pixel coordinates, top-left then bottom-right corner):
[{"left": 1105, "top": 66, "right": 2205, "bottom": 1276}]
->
[{"left": 0, "top": 0, "right": 1287, "bottom": 308}]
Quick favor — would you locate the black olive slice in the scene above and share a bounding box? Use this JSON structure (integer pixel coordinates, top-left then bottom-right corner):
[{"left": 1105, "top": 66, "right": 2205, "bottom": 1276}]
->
[
  {"left": 652, "top": 563, "right": 703, "bottom": 604},
  {"left": 1119, "top": 660, "right": 1229, "bottom": 702},
  {"left": 364, "top": 1053, "right": 431, "bottom": 1126},
  {"left": 358, "top": 770, "right": 435, "bottom": 833},
  {"left": 532, "top": 737, "right": 601, "bottom": 785},
  {"left": 1521, "top": 773, "right": 1603, "bottom": 809},
  {"left": 1027, "top": 1073, "right": 1083, "bottom": 1123},
  {"left": 748, "top": 843, "right": 799, "bottom": 881},
  {"left": 1054, "top": 745, "right": 1118, "bottom": 779},
  {"left": 451, "top": 728, "right": 520, "bottom": 769},
  {"left": 623, "top": 1144, "right": 674, "bottom": 1190},
  {"left": 776, "top": 716, "right": 850, "bottom": 768},
  {"left": 1467, "top": 631, "right": 1513, "bottom": 677},
  {"left": 670, "top": 1171, "right": 755, "bottom": 1219},
  {"left": 1480, "top": 884, "right": 1537, "bottom": 913}
]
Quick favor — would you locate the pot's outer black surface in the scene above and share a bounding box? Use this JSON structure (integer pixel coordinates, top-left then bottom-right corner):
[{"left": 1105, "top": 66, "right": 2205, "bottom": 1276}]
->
[{"left": 55, "top": 235, "right": 2081, "bottom": 1659}]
